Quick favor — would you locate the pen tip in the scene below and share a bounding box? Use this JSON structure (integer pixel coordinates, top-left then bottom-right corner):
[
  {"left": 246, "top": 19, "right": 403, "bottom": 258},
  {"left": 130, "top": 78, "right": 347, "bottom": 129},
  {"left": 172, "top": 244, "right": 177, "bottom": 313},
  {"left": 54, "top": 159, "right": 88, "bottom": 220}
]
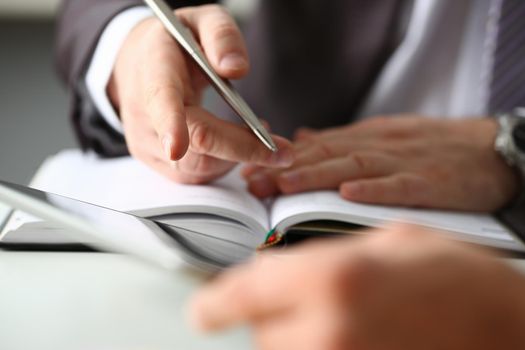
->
[{"left": 267, "top": 140, "right": 278, "bottom": 153}]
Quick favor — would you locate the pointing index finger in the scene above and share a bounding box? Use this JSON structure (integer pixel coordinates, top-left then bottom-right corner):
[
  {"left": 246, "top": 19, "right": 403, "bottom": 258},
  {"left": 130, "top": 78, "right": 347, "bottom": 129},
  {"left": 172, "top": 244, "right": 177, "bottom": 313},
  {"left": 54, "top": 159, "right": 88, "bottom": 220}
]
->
[{"left": 186, "top": 107, "right": 294, "bottom": 167}]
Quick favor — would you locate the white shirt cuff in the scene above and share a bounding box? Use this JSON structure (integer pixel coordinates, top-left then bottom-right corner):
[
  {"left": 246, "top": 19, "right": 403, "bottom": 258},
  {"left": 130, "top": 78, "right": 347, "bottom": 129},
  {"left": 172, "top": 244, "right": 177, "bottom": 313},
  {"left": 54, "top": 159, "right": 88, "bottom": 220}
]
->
[{"left": 85, "top": 6, "right": 153, "bottom": 134}]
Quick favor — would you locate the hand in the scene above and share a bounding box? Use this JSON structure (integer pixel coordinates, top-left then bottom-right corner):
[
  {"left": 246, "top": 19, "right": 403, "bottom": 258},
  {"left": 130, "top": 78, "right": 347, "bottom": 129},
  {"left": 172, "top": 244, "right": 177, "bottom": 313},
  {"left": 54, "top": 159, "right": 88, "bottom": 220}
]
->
[
  {"left": 244, "top": 116, "right": 518, "bottom": 211},
  {"left": 108, "top": 5, "right": 294, "bottom": 184},
  {"left": 189, "top": 225, "right": 525, "bottom": 350}
]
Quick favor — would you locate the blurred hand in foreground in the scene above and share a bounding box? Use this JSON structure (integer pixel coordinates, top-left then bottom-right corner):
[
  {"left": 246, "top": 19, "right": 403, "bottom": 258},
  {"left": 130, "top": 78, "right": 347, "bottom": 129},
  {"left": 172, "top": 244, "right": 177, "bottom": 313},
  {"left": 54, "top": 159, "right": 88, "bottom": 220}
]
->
[{"left": 190, "top": 224, "right": 525, "bottom": 350}]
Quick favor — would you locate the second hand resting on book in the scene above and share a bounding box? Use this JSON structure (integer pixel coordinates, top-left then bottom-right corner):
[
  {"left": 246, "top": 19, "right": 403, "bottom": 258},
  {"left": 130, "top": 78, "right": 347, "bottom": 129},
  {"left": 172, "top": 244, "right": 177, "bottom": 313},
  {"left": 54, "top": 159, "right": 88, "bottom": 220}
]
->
[{"left": 242, "top": 116, "right": 519, "bottom": 213}]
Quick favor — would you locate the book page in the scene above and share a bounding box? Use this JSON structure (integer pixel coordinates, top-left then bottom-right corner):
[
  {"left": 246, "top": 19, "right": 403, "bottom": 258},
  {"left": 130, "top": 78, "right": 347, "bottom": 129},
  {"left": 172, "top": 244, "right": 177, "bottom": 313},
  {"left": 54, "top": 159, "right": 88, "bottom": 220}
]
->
[
  {"left": 271, "top": 191, "right": 521, "bottom": 248},
  {"left": 28, "top": 150, "right": 269, "bottom": 234}
]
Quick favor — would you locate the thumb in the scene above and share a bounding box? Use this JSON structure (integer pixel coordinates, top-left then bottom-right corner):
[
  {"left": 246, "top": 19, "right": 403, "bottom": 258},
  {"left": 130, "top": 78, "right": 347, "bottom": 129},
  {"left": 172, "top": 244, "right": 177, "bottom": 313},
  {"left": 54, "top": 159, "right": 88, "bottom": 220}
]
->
[{"left": 177, "top": 5, "right": 249, "bottom": 79}]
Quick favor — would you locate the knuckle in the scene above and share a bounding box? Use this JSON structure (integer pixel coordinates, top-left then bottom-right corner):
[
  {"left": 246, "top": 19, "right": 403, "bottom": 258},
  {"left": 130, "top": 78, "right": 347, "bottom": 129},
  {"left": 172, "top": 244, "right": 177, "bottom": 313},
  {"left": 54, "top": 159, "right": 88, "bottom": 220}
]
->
[
  {"left": 317, "top": 141, "right": 334, "bottom": 158},
  {"left": 347, "top": 153, "right": 370, "bottom": 173},
  {"left": 213, "top": 22, "right": 239, "bottom": 42},
  {"left": 189, "top": 120, "right": 215, "bottom": 153}
]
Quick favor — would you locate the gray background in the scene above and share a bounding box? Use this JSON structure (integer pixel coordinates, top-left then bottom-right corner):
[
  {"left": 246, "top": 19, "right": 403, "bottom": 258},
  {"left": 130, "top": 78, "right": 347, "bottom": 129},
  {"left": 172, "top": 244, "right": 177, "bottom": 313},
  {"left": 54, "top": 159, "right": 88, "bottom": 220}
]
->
[
  {"left": 0, "top": 0, "right": 257, "bottom": 185},
  {"left": 0, "top": 19, "right": 73, "bottom": 185}
]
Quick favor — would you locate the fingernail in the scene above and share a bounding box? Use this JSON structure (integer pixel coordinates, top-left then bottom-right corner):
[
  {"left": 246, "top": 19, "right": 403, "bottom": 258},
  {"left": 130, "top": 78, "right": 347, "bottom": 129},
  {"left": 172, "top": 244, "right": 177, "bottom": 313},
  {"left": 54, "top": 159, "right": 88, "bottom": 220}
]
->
[
  {"left": 269, "top": 148, "right": 294, "bottom": 167},
  {"left": 162, "top": 135, "right": 173, "bottom": 160},
  {"left": 220, "top": 53, "right": 247, "bottom": 71}
]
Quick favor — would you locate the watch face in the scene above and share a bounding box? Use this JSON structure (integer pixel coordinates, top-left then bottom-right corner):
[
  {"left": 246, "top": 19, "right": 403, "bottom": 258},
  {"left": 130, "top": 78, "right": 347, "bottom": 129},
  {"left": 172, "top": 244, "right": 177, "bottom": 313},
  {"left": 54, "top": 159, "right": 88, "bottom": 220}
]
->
[{"left": 513, "top": 122, "right": 525, "bottom": 152}]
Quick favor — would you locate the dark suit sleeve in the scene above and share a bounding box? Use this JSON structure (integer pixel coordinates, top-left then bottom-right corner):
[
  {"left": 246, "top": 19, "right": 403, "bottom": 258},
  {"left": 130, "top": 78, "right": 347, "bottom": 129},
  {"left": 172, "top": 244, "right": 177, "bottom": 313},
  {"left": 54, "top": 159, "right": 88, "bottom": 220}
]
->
[{"left": 55, "top": 0, "right": 218, "bottom": 157}]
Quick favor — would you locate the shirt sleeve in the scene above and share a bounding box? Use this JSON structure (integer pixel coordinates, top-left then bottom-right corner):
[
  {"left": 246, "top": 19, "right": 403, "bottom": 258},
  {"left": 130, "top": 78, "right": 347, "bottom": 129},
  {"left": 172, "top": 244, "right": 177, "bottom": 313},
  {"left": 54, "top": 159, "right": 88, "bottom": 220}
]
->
[{"left": 85, "top": 6, "right": 153, "bottom": 134}]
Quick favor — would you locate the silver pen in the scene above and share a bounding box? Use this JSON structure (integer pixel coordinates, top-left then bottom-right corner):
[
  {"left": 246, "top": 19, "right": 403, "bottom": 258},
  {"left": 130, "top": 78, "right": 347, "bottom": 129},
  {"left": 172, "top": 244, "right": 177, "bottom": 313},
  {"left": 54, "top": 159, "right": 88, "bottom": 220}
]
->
[{"left": 143, "top": 0, "right": 277, "bottom": 152}]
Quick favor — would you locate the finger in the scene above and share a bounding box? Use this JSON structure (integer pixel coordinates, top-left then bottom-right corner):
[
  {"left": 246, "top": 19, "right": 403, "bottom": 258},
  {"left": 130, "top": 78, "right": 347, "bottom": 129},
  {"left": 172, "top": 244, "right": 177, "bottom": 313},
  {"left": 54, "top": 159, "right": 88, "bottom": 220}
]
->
[
  {"left": 238, "top": 116, "right": 282, "bottom": 179},
  {"left": 245, "top": 140, "right": 340, "bottom": 190},
  {"left": 247, "top": 150, "right": 398, "bottom": 198},
  {"left": 125, "top": 110, "right": 235, "bottom": 183},
  {"left": 186, "top": 107, "right": 294, "bottom": 167},
  {"left": 293, "top": 127, "right": 317, "bottom": 142},
  {"left": 245, "top": 138, "right": 389, "bottom": 198},
  {"left": 277, "top": 153, "right": 398, "bottom": 194},
  {"left": 245, "top": 143, "right": 365, "bottom": 198},
  {"left": 247, "top": 171, "right": 281, "bottom": 198},
  {"left": 246, "top": 141, "right": 337, "bottom": 192},
  {"left": 143, "top": 55, "right": 190, "bottom": 161},
  {"left": 311, "top": 115, "right": 425, "bottom": 142},
  {"left": 178, "top": 5, "right": 249, "bottom": 78},
  {"left": 189, "top": 257, "right": 299, "bottom": 332},
  {"left": 339, "top": 173, "right": 431, "bottom": 207},
  {"left": 297, "top": 124, "right": 355, "bottom": 142},
  {"left": 292, "top": 138, "right": 377, "bottom": 167}
]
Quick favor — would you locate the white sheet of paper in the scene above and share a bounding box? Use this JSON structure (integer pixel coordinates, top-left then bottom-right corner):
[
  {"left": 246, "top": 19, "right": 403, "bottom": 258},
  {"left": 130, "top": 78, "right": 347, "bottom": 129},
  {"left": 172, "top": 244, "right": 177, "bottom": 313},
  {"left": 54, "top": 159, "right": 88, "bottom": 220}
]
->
[{"left": 29, "top": 150, "right": 269, "bottom": 233}]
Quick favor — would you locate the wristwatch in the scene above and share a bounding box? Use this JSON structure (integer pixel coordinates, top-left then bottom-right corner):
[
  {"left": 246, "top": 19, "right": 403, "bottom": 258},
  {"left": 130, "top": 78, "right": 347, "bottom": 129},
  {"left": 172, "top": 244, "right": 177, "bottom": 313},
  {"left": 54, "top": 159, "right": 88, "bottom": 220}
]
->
[{"left": 495, "top": 108, "right": 525, "bottom": 182}]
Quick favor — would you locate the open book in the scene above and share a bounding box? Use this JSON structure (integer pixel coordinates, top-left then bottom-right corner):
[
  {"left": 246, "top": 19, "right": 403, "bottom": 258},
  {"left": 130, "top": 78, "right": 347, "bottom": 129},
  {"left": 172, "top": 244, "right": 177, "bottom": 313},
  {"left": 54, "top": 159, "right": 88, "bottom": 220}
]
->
[{"left": 1, "top": 150, "right": 524, "bottom": 268}]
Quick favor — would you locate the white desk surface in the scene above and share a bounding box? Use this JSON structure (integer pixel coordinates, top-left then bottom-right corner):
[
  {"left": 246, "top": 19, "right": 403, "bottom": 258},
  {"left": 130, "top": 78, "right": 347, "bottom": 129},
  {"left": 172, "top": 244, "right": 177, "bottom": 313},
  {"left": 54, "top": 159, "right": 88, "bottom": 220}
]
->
[{"left": 0, "top": 251, "right": 251, "bottom": 350}]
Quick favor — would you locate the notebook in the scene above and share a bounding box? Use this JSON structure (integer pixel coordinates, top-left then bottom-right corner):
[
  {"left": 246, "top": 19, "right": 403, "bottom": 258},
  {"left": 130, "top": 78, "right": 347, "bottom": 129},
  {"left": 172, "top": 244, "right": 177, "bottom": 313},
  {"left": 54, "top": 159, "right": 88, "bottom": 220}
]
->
[{"left": 1, "top": 149, "right": 523, "bottom": 267}]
